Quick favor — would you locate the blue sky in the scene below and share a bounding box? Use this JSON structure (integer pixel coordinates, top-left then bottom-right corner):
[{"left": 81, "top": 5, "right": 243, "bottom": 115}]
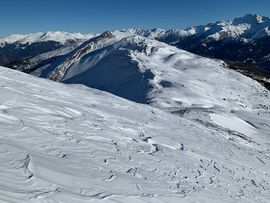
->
[{"left": 1, "top": 0, "right": 270, "bottom": 36}]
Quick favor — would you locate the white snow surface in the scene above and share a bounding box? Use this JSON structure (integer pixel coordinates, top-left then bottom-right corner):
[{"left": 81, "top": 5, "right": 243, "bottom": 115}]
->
[
  {"left": 210, "top": 113, "right": 257, "bottom": 136},
  {"left": 0, "top": 63, "right": 270, "bottom": 203}
]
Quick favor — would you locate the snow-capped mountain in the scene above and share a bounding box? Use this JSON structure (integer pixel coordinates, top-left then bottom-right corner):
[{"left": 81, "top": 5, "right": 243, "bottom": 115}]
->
[
  {"left": 0, "top": 65, "right": 270, "bottom": 202},
  {"left": 155, "top": 14, "right": 270, "bottom": 69},
  {"left": 156, "top": 14, "right": 270, "bottom": 42},
  {"left": 0, "top": 31, "right": 94, "bottom": 46},
  {"left": 0, "top": 31, "right": 94, "bottom": 65}
]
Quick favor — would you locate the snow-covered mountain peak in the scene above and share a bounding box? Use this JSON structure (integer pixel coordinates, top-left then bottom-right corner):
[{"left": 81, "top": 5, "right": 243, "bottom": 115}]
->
[
  {"left": 95, "top": 31, "right": 115, "bottom": 41},
  {"left": 167, "top": 28, "right": 196, "bottom": 37},
  {"left": 113, "top": 28, "right": 167, "bottom": 40},
  {"left": 0, "top": 31, "right": 94, "bottom": 46},
  {"left": 172, "top": 14, "right": 270, "bottom": 42},
  {"left": 0, "top": 32, "right": 43, "bottom": 45},
  {"left": 37, "top": 31, "right": 94, "bottom": 44}
]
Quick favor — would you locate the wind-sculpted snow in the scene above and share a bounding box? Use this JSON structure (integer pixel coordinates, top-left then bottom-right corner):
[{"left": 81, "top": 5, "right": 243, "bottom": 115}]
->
[{"left": 0, "top": 66, "right": 270, "bottom": 203}]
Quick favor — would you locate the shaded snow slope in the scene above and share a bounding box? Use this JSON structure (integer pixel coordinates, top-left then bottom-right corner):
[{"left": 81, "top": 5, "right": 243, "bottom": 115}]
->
[{"left": 1, "top": 66, "right": 270, "bottom": 202}]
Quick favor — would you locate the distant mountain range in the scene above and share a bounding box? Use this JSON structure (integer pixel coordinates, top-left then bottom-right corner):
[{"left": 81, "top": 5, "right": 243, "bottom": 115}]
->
[
  {"left": 156, "top": 14, "right": 270, "bottom": 70},
  {"left": 0, "top": 14, "right": 268, "bottom": 97},
  {"left": 1, "top": 14, "right": 270, "bottom": 71},
  {"left": 0, "top": 31, "right": 95, "bottom": 65}
]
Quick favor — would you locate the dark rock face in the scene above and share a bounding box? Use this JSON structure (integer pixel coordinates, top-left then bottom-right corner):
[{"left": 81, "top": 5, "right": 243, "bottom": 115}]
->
[
  {"left": 0, "top": 54, "right": 10, "bottom": 65},
  {"left": 159, "top": 80, "right": 172, "bottom": 88}
]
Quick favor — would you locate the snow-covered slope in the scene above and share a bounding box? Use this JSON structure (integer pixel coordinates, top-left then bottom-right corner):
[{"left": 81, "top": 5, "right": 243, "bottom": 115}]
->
[{"left": 0, "top": 66, "right": 270, "bottom": 203}]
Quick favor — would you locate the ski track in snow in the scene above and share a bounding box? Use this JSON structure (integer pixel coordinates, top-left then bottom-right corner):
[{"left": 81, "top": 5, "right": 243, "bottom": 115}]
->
[{"left": 0, "top": 66, "right": 270, "bottom": 202}]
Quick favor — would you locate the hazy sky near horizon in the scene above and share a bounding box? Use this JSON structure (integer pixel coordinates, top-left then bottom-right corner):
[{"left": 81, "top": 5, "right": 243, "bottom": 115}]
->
[{"left": 1, "top": 0, "right": 270, "bottom": 36}]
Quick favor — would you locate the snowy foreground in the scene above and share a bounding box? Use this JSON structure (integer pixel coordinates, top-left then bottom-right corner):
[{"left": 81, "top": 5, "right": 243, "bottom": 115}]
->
[{"left": 0, "top": 66, "right": 270, "bottom": 203}]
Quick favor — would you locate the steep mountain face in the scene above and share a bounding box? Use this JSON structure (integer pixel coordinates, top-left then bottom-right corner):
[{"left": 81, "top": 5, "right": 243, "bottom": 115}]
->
[
  {"left": 0, "top": 66, "right": 270, "bottom": 203},
  {"left": 155, "top": 14, "right": 270, "bottom": 70},
  {"left": 49, "top": 32, "right": 155, "bottom": 103},
  {"left": 0, "top": 31, "right": 94, "bottom": 66}
]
